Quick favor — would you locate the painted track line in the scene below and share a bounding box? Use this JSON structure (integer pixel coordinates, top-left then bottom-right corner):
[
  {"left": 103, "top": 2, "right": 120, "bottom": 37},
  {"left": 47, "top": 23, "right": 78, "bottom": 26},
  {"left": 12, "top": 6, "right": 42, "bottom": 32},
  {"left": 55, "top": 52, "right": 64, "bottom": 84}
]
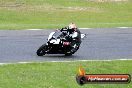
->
[
  {"left": 0, "top": 59, "right": 132, "bottom": 65},
  {"left": 117, "top": 27, "right": 132, "bottom": 29},
  {"left": 27, "top": 29, "right": 43, "bottom": 30},
  {"left": 26, "top": 27, "right": 131, "bottom": 31}
]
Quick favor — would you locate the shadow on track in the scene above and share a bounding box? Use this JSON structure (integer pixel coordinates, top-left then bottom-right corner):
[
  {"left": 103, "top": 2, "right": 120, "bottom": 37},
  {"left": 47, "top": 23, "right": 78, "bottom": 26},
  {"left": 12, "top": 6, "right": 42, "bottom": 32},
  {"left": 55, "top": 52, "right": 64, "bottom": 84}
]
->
[{"left": 37, "top": 54, "right": 79, "bottom": 59}]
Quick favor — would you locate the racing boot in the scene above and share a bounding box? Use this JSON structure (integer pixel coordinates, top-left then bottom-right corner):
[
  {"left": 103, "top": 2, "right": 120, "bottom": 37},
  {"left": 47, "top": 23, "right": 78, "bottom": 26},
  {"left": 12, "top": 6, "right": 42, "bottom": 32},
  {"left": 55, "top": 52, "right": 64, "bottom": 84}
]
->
[{"left": 70, "top": 44, "right": 79, "bottom": 54}]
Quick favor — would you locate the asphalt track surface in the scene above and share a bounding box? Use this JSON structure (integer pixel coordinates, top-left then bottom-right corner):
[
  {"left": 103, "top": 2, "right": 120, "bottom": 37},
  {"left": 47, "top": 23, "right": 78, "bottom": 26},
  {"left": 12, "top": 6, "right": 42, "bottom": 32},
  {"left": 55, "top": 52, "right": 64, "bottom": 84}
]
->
[{"left": 0, "top": 28, "right": 132, "bottom": 63}]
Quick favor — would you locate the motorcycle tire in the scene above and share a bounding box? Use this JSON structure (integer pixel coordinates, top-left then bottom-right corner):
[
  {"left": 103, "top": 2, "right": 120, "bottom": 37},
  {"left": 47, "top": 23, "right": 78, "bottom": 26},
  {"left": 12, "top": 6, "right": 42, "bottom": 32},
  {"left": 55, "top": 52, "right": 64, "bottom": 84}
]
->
[{"left": 36, "top": 44, "right": 47, "bottom": 56}]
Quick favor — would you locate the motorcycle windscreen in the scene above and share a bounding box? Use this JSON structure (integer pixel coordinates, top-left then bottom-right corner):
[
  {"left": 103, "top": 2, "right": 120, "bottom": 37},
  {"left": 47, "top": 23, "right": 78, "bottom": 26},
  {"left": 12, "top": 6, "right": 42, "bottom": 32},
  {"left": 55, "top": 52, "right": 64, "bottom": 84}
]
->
[{"left": 48, "top": 32, "right": 55, "bottom": 41}]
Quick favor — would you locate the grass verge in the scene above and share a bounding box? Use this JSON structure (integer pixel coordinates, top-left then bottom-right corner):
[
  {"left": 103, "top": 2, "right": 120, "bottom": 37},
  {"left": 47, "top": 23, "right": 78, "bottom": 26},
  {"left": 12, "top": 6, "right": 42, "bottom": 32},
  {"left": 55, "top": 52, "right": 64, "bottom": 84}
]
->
[
  {"left": 0, "top": 60, "right": 132, "bottom": 88},
  {"left": 0, "top": 0, "right": 132, "bottom": 29}
]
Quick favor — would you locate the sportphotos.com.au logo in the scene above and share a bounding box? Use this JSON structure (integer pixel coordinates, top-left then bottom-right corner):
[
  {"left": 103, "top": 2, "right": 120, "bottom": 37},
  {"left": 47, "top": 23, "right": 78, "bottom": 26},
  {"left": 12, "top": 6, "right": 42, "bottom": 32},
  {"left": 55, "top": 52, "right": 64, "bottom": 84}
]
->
[{"left": 76, "top": 66, "right": 131, "bottom": 85}]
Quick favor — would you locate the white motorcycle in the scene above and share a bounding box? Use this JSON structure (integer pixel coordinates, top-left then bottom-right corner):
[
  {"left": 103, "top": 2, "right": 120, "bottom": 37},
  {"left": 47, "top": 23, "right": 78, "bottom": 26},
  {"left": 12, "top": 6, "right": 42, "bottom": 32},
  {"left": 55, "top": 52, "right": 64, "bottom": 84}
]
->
[{"left": 36, "top": 29, "right": 85, "bottom": 56}]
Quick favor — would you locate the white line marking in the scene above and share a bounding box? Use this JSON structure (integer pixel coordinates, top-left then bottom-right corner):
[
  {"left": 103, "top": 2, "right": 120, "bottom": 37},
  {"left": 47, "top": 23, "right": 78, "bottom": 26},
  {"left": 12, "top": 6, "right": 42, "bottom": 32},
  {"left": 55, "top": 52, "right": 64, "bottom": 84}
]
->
[
  {"left": 0, "top": 59, "right": 132, "bottom": 65},
  {"left": 18, "top": 62, "right": 32, "bottom": 64},
  {"left": 117, "top": 27, "right": 132, "bottom": 29},
  {"left": 119, "top": 59, "right": 128, "bottom": 60},
  {"left": 0, "top": 63, "right": 11, "bottom": 65},
  {"left": 25, "top": 27, "right": 132, "bottom": 30},
  {"left": 79, "top": 28, "right": 92, "bottom": 29},
  {"left": 27, "top": 29, "right": 43, "bottom": 30},
  {"left": 49, "top": 59, "right": 132, "bottom": 62}
]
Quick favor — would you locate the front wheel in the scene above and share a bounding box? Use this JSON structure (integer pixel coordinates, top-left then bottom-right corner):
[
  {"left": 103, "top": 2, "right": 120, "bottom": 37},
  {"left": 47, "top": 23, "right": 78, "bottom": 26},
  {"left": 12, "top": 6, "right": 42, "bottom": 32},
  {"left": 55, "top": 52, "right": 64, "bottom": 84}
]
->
[{"left": 36, "top": 44, "right": 48, "bottom": 56}]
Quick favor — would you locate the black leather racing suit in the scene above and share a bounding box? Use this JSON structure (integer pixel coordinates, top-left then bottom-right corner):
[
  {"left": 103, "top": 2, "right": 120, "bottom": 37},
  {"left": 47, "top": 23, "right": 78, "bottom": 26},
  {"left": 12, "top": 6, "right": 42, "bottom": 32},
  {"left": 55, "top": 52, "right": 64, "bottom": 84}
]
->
[{"left": 60, "top": 27, "right": 81, "bottom": 54}]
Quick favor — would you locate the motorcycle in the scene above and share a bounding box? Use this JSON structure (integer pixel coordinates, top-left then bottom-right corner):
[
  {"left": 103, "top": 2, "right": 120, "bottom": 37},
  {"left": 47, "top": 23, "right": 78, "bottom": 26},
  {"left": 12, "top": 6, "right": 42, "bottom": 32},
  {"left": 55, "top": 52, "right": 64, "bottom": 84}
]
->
[{"left": 36, "top": 29, "right": 85, "bottom": 56}]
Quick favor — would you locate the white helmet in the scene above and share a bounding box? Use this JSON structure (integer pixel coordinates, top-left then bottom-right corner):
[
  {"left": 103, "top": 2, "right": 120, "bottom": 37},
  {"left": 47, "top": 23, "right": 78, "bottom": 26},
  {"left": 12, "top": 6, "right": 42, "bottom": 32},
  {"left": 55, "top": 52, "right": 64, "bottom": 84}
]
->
[{"left": 68, "top": 23, "right": 77, "bottom": 29}]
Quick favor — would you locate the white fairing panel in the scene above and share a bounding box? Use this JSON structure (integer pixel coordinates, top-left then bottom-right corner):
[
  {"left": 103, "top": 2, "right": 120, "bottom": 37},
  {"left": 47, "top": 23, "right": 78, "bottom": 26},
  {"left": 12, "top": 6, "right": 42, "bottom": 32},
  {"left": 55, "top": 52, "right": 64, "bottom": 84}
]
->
[
  {"left": 48, "top": 32, "right": 55, "bottom": 41},
  {"left": 50, "top": 39, "right": 60, "bottom": 44},
  {"left": 72, "top": 32, "right": 78, "bottom": 38},
  {"left": 81, "top": 34, "right": 85, "bottom": 39}
]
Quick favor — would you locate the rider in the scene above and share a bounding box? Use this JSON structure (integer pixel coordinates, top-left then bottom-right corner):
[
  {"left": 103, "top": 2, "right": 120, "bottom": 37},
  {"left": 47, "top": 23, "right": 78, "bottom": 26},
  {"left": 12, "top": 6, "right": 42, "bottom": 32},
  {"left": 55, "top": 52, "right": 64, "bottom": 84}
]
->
[{"left": 60, "top": 23, "right": 81, "bottom": 54}]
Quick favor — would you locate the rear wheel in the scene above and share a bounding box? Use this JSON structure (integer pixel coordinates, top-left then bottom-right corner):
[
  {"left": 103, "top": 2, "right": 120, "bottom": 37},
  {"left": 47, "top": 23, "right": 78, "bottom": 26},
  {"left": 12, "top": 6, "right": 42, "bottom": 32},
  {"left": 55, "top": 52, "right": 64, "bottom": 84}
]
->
[{"left": 36, "top": 44, "right": 47, "bottom": 56}]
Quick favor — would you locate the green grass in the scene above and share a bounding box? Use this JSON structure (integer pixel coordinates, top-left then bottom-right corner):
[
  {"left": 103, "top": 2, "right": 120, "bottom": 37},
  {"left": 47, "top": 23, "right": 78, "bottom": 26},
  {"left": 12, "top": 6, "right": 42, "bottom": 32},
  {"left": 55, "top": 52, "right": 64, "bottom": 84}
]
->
[
  {"left": 0, "top": 60, "right": 132, "bottom": 88},
  {"left": 0, "top": 0, "right": 132, "bottom": 29}
]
